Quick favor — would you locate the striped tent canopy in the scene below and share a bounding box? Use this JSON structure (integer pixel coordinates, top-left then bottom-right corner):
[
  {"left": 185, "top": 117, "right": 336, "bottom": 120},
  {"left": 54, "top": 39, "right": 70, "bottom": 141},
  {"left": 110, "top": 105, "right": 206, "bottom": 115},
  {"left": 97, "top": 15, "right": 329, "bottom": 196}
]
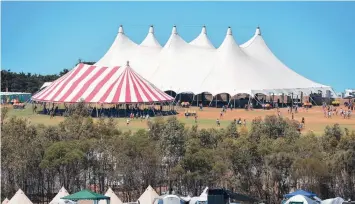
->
[{"left": 32, "top": 63, "right": 174, "bottom": 104}]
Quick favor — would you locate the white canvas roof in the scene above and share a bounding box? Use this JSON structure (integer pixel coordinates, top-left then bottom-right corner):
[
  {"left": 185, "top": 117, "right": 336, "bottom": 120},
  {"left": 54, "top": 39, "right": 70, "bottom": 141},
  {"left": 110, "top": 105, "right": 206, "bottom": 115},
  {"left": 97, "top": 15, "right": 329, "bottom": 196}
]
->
[
  {"left": 95, "top": 25, "right": 335, "bottom": 97},
  {"left": 49, "top": 186, "right": 69, "bottom": 204},
  {"left": 138, "top": 185, "right": 159, "bottom": 204},
  {"left": 8, "top": 189, "right": 33, "bottom": 204},
  {"left": 98, "top": 188, "right": 123, "bottom": 204},
  {"left": 285, "top": 195, "right": 318, "bottom": 204}
]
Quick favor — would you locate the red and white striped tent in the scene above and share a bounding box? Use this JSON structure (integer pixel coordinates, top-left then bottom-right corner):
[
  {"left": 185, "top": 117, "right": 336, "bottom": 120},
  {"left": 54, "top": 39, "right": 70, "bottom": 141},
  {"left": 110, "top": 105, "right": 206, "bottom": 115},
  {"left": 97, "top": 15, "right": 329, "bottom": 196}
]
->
[{"left": 32, "top": 63, "right": 174, "bottom": 103}]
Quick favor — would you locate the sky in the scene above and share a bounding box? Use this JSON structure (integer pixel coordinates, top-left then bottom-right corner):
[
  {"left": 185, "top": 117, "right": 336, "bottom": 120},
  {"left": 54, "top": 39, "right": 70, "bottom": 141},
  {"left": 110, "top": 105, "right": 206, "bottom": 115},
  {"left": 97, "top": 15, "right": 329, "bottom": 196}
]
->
[{"left": 1, "top": 1, "right": 355, "bottom": 92}]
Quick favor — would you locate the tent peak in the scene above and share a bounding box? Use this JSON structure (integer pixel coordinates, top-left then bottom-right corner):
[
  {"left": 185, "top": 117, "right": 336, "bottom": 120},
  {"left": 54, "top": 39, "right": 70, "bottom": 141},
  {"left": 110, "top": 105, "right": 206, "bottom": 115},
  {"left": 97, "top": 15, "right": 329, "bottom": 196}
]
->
[
  {"left": 201, "top": 26, "right": 207, "bottom": 34},
  {"left": 126, "top": 61, "right": 130, "bottom": 66},
  {"left": 256, "top": 26, "right": 261, "bottom": 36},
  {"left": 172, "top": 25, "right": 177, "bottom": 34},
  {"left": 149, "top": 25, "right": 154, "bottom": 33},
  {"left": 118, "top": 25, "right": 124, "bottom": 34},
  {"left": 227, "top": 27, "right": 232, "bottom": 35}
]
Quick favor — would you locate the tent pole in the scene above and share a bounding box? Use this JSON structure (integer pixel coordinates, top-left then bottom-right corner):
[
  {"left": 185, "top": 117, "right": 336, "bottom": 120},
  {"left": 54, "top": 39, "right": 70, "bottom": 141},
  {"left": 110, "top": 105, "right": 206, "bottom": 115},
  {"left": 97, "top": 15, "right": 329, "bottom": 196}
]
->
[
  {"left": 227, "top": 98, "right": 232, "bottom": 108},
  {"left": 215, "top": 95, "right": 217, "bottom": 108},
  {"left": 208, "top": 96, "right": 213, "bottom": 107},
  {"left": 197, "top": 94, "right": 198, "bottom": 107},
  {"left": 191, "top": 94, "right": 195, "bottom": 107},
  {"left": 234, "top": 97, "right": 236, "bottom": 109},
  {"left": 96, "top": 103, "right": 99, "bottom": 118}
]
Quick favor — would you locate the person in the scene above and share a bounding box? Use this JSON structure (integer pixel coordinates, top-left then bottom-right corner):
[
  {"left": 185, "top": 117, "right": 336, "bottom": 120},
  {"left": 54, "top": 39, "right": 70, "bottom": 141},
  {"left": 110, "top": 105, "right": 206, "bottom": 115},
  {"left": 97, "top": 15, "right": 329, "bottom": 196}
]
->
[
  {"left": 292, "top": 113, "right": 294, "bottom": 120},
  {"left": 234, "top": 118, "right": 237, "bottom": 124},
  {"left": 194, "top": 114, "right": 198, "bottom": 123},
  {"left": 230, "top": 104, "right": 233, "bottom": 111},
  {"left": 243, "top": 119, "right": 246, "bottom": 126},
  {"left": 288, "top": 106, "right": 290, "bottom": 114},
  {"left": 295, "top": 106, "right": 298, "bottom": 113},
  {"left": 328, "top": 110, "right": 332, "bottom": 118},
  {"left": 220, "top": 111, "right": 223, "bottom": 119},
  {"left": 199, "top": 103, "right": 203, "bottom": 111},
  {"left": 238, "top": 118, "right": 242, "bottom": 125},
  {"left": 301, "top": 117, "right": 305, "bottom": 127},
  {"left": 216, "top": 118, "right": 220, "bottom": 127},
  {"left": 277, "top": 111, "right": 281, "bottom": 117},
  {"left": 33, "top": 105, "right": 37, "bottom": 114},
  {"left": 126, "top": 118, "right": 130, "bottom": 126}
]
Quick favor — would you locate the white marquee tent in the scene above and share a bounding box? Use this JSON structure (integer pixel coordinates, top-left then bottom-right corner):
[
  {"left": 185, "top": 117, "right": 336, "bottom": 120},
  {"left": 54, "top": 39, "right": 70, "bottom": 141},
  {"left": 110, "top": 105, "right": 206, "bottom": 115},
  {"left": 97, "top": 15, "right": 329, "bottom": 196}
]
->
[
  {"left": 138, "top": 185, "right": 159, "bottom": 204},
  {"left": 8, "top": 189, "right": 33, "bottom": 204},
  {"left": 98, "top": 188, "right": 123, "bottom": 204},
  {"left": 94, "top": 25, "right": 335, "bottom": 97}
]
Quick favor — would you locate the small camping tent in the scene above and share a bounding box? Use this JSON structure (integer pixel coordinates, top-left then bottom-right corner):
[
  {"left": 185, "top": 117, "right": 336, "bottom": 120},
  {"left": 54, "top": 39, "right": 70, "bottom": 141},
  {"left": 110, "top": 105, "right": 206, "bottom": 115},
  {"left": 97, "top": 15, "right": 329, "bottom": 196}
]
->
[
  {"left": 153, "top": 195, "right": 185, "bottom": 204},
  {"left": 285, "top": 195, "right": 318, "bottom": 204},
  {"left": 8, "top": 189, "right": 33, "bottom": 204},
  {"left": 285, "top": 190, "right": 317, "bottom": 199},
  {"left": 98, "top": 188, "right": 123, "bottom": 204},
  {"left": 138, "top": 185, "right": 159, "bottom": 204},
  {"left": 2, "top": 198, "right": 9, "bottom": 204},
  {"left": 50, "top": 186, "right": 75, "bottom": 204},
  {"left": 321, "top": 197, "right": 345, "bottom": 204}
]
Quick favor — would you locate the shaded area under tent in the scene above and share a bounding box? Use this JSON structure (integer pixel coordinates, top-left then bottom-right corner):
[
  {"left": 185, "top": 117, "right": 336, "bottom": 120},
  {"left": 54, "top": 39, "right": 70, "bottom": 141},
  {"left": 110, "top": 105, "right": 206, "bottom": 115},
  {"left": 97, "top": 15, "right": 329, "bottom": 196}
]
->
[{"left": 165, "top": 90, "right": 334, "bottom": 109}]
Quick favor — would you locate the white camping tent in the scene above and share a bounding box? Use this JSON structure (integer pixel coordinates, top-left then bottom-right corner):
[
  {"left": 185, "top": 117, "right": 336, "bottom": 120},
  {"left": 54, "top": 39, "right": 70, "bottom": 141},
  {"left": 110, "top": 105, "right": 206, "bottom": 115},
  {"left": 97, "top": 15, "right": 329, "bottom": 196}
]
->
[
  {"left": 99, "top": 188, "right": 123, "bottom": 204},
  {"left": 95, "top": 25, "right": 335, "bottom": 97},
  {"left": 2, "top": 198, "right": 9, "bottom": 204},
  {"left": 153, "top": 195, "right": 183, "bottom": 204},
  {"left": 8, "top": 189, "right": 33, "bottom": 204},
  {"left": 321, "top": 197, "right": 345, "bottom": 204},
  {"left": 50, "top": 186, "right": 75, "bottom": 204},
  {"left": 285, "top": 195, "right": 318, "bottom": 204},
  {"left": 138, "top": 185, "right": 159, "bottom": 204}
]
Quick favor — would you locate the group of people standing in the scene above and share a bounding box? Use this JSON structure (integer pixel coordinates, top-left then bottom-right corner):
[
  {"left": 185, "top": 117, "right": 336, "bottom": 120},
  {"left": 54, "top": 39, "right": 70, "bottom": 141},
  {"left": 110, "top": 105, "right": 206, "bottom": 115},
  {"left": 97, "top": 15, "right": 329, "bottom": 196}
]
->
[{"left": 323, "top": 104, "right": 352, "bottom": 119}]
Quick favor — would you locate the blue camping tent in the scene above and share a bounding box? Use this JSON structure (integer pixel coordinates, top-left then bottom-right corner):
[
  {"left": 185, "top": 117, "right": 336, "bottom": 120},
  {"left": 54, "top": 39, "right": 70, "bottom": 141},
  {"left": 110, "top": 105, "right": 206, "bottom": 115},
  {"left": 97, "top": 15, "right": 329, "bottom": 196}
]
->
[{"left": 285, "top": 190, "right": 317, "bottom": 199}]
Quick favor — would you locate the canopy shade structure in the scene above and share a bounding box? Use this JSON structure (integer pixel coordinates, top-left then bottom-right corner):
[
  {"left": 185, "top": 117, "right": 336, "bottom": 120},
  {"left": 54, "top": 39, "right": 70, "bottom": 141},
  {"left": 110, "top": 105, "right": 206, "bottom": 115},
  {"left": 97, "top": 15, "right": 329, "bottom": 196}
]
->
[
  {"left": 138, "top": 185, "right": 159, "bottom": 204},
  {"left": 50, "top": 186, "right": 70, "bottom": 204},
  {"left": 32, "top": 63, "right": 174, "bottom": 104},
  {"left": 95, "top": 25, "right": 335, "bottom": 97},
  {"left": 8, "top": 189, "right": 33, "bottom": 204},
  {"left": 284, "top": 190, "right": 317, "bottom": 199},
  {"left": 61, "top": 190, "right": 110, "bottom": 201},
  {"left": 98, "top": 188, "right": 123, "bottom": 204}
]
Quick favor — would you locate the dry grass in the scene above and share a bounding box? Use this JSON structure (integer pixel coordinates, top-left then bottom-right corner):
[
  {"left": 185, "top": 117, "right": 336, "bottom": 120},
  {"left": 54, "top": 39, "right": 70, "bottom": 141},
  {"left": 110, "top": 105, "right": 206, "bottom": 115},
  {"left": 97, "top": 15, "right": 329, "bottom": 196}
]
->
[{"left": 5, "top": 105, "right": 354, "bottom": 135}]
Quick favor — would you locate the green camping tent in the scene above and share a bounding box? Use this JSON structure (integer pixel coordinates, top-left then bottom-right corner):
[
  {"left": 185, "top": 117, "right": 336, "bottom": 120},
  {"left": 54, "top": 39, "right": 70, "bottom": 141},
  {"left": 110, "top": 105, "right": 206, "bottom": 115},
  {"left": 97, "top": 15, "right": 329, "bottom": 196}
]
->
[{"left": 61, "top": 189, "right": 110, "bottom": 204}]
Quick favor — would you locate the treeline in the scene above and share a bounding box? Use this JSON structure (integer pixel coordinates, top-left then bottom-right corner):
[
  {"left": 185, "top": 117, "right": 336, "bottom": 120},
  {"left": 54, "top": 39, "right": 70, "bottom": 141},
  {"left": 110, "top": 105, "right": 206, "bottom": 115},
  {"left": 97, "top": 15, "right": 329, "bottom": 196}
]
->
[
  {"left": 1, "top": 60, "right": 95, "bottom": 94},
  {"left": 1, "top": 104, "right": 355, "bottom": 203}
]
